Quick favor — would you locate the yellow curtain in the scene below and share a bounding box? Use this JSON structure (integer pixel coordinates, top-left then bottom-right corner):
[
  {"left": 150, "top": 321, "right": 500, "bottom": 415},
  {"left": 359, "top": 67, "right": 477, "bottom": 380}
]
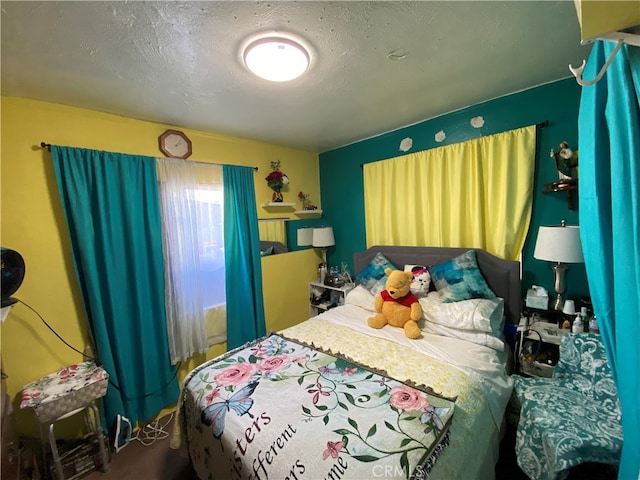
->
[
  {"left": 258, "top": 220, "right": 286, "bottom": 245},
  {"left": 363, "top": 126, "right": 536, "bottom": 260}
]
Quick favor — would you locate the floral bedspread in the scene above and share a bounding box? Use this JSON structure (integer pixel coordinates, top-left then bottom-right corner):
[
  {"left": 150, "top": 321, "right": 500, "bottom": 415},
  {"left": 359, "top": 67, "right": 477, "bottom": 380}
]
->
[{"left": 177, "top": 334, "right": 455, "bottom": 480}]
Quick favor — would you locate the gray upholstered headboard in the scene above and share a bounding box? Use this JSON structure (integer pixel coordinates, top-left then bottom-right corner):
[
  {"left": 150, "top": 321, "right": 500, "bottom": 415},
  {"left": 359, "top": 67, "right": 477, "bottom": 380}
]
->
[
  {"left": 260, "top": 241, "right": 289, "bottom": 255},
  {"left": 353, "top": 246, "right": 521, "bottom": 324}
]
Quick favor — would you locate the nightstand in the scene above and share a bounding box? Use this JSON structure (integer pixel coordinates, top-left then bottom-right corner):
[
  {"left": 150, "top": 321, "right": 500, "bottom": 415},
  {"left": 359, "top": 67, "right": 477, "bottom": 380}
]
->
[
  {"left": 517, "top": 321, "right": 567, "bottom": 378},
  {"left": 308, "top": 280, "right": 354, "bottom": 317}
]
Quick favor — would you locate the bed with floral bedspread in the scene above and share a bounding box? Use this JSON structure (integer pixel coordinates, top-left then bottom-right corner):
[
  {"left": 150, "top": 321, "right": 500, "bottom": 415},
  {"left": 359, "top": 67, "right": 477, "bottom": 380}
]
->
[
  {"left": 172, "top": 246, "right": 520, "bottom": 479},
  {"left": 176, "top": 331, "right": 456, "bottom": 480}
]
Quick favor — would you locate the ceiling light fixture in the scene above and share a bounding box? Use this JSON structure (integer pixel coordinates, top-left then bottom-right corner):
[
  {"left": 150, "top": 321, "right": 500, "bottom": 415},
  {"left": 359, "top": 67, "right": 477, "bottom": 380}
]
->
[{"left": 242, "top": 35, "right": 310, "bottom": 82}]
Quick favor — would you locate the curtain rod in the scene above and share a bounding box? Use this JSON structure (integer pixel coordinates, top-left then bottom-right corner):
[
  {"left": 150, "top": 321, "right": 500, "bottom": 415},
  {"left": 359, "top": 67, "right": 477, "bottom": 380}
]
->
[
  {"left": 39, "top": 142, "right": 259, "bottom": 171},
  {"left": 358, "top": 120, "right": 549, "bottom": 168}
]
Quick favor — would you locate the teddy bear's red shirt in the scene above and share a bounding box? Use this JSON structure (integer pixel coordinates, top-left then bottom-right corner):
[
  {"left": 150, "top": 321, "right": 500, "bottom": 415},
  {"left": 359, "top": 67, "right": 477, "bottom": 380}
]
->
[{"left": 380, "top": 290, "right": 419, "bottom": 307}]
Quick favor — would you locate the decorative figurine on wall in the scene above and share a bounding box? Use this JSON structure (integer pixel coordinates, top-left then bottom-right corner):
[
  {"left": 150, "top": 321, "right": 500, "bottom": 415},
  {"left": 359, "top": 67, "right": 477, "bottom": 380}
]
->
[
  {"left": 550, "top": 141, "right": 579, "bottom": 181},
  {"left": 265, "top": 160, "right": 289, "bottom": 202},
  {"left": 298, "top": 191, "right": 318, "bottom": 210},
  {"left": 544, "top": 141, "right": 580, "bottom": 209}
]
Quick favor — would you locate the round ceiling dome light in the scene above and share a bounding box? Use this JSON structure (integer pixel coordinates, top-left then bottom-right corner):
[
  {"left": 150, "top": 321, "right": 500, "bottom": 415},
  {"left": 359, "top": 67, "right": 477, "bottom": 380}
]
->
[{"left": 243, "top": 36, "right": 310, "bottom": 82}]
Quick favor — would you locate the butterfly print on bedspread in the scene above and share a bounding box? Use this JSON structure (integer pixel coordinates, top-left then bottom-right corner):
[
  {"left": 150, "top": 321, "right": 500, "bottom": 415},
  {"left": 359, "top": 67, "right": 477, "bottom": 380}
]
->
[{"left": 201, "top": 380, "right": 259, "bottom": 438}]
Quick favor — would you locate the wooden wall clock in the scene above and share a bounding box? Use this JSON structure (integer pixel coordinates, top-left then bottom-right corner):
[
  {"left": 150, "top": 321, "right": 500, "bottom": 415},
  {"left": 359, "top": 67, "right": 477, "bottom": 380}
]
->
[{"left": 158, "top": 129, "right": 192, "bottom": 159}]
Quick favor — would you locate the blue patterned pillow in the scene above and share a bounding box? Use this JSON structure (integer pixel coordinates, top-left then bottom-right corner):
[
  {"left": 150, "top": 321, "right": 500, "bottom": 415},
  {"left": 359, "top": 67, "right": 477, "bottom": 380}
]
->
[
  {"left": 355, "top": 252, "right": 396, "bottom": 297},
  {"left": 428, "top": 250, "right": 495, "bottom": 303}
]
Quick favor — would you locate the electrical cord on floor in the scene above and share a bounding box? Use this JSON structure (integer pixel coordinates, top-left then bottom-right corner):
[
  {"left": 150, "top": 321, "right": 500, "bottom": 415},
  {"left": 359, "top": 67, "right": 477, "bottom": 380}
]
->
[{"left": 131, "top": 412, "right": 175, "bottom": 447}]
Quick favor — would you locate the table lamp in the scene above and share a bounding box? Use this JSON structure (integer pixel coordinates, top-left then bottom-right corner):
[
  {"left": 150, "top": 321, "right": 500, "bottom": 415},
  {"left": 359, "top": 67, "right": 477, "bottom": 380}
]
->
[
  {"left": 297, "top": 228, "right": 313, "bottom": 247},
  {"left": 312, "top": 227, "right": 335, "bottom": 268},
  {"left": 533, "top": 220, "right": 584, "bottom": 311}
]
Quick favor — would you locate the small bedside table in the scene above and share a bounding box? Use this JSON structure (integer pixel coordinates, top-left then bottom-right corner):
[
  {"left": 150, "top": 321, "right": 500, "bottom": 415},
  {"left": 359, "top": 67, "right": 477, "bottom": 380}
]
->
[{"left": 308, "top": 280, "right": 355, "bottom": 317}]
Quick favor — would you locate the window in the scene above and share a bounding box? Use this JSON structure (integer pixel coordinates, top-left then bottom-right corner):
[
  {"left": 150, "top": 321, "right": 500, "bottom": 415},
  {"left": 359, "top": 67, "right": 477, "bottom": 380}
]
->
[
  {"left": 194, "top": 188, "right": 225, "bottom": 308},
  {"left": 157, "top": 159, "right": 225, "bottom": 364}
]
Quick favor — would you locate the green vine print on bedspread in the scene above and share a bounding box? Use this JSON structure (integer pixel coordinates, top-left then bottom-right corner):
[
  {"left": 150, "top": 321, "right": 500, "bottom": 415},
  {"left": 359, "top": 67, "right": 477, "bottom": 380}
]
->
[{"left": 185, "top": 334, "right": 455, "bottom": 479}]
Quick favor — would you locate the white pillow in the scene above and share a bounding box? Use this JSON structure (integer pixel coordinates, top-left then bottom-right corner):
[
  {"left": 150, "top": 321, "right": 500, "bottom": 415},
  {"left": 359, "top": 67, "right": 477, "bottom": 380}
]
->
[
  {"left": 419, "top": 291, "right": 504, "bottom": 338},
  {"left": 422, "top": 322, "right": 505, "bottom": 351},
  {"left": 344, "top": 285, "right": 376, "bottom": 311},
  {"left": 403, "top": 264, "right": 431, "bottom": 297}
]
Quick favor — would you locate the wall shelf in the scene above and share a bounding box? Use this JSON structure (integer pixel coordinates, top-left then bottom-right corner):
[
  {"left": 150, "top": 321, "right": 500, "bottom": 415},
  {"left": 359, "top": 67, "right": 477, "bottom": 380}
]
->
[
  {"left": 294, "top": 209, "right": 323, "bottom": 216},
  {"left": 543, "top": 179, "right": 577, "bottom": 210},
  {"left": 262, "top": 202, "right": 296, "bottom": 208}
]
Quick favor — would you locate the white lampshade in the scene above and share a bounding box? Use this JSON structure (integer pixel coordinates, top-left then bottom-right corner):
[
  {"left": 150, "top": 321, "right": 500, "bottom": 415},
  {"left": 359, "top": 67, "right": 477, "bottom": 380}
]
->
[
  {"left": 297, "top": 228, "right": 313, "bottom": 247},
  {"left": 562, "top": 299, "right": 576, "bottom": 315},
  {"left": 533, "top": 224, "right": 584, "bottom": 263},
  {"left": 312, "top": 227, "right": 335, "bottom": 248}
]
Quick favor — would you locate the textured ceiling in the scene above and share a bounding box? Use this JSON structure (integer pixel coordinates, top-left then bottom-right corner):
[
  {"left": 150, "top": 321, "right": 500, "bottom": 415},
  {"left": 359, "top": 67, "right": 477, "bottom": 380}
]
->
[{"left": 1, "top": 1, "right": 591, "bottom": 152}]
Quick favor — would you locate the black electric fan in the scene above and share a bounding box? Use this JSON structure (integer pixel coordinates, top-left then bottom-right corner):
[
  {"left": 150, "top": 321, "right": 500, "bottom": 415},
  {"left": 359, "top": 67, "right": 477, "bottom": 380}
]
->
[{"left": 1, "top": 247, "right": 25, "bottom": 307}]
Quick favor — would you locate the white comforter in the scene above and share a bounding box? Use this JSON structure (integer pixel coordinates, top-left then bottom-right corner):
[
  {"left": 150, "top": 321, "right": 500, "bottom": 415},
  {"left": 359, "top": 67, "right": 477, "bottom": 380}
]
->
[{"left": 315, "top": 303, "right": 513, "bottom": 429}]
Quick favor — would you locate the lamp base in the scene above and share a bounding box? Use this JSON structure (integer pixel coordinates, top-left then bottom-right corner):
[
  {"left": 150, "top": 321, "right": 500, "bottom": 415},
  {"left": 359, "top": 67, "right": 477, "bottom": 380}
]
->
[
  {"left": 551, "top": 293, "right": 564, "bottom": 311},
  {"left": 550, "top": 262, "right": 568, "bottom": 311}
]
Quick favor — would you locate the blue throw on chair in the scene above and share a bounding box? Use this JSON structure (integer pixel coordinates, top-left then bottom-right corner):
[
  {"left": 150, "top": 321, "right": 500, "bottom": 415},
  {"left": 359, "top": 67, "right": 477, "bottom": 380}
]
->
[{"left": 512, "top": 333, "right": 622, "bottom": 480}]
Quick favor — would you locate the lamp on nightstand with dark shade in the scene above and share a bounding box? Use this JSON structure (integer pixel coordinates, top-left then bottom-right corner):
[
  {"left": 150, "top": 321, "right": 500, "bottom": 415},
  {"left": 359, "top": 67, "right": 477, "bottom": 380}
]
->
[{"left": 533, "top": 220, "right": 584, "bottom": 311}]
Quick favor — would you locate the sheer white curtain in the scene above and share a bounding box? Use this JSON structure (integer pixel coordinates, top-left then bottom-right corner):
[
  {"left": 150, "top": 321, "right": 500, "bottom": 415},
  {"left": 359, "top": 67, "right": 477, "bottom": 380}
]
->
[{"left": 156, "top": 157, "right": 225, "bottom": 364}]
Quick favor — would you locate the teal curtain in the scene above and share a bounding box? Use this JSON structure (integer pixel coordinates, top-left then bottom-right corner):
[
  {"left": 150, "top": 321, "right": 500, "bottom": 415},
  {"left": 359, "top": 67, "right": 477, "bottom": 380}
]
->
[
  {"left": 51, "top": 146, "right": 179, "bottom": 428},
  {"left": 222, "top": 165, "right": 266, "bottom": 348},
  {"left": 578, "top": 42, "right": 640, "bottom": 479}
]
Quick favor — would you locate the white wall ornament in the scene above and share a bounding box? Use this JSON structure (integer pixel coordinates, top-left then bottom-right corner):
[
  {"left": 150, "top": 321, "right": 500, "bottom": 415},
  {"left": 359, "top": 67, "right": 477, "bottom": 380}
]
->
[
  {"left": 435, "top": 130, "right": 446, "bottom": 143},
  {"left": 399, "top": 137, "right": 413, "bottom": 152},
  {"left": 470, "top": 116, "right": 485, "bottom": 128}
]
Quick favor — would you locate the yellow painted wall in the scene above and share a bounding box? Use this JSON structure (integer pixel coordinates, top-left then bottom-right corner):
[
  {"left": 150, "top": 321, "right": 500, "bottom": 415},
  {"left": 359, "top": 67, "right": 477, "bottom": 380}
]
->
[
  {"left": 261, "top": 249, "right": 323, "bottom": 332},
  {"left": 0, "top": 96, "right": 321, "bottom": 438}
]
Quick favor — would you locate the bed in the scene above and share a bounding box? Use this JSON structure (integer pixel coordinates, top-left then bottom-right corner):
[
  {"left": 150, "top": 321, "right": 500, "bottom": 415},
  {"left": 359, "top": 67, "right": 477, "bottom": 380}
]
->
[{"left": 172, "top": 246, "right": 521, "bottom": 479}]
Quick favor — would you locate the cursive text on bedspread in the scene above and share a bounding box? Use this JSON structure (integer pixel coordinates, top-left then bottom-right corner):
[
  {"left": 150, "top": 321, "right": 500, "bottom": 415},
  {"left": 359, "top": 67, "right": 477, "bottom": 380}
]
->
[{"left": 231, "top": 411, "right": 304, "bottom": 480}]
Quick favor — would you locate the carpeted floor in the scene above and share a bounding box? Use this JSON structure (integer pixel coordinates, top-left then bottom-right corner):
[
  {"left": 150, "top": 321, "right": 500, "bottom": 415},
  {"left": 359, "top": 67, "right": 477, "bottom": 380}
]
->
[{"left": 83, "top": 415, "right": 196, "bottom": 480}]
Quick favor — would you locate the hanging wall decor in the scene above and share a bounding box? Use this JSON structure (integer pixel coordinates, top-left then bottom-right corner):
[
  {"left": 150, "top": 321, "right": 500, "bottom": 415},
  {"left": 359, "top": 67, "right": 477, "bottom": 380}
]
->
[
  {"left": 544, "top": 141, "right": 580, "bottom": 210},
  {"left": 550, "top": 141, "right": 579, "bottom": 181},
  {"left": 265, "top": 160, "right": 289, "bottom": 202}
]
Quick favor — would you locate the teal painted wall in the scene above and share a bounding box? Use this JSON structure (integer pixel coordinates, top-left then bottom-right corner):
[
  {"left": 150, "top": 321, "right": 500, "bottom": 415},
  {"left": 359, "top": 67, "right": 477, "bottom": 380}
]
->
[{"left": 318, "top": 78, "right": 589, "bottom": 303}]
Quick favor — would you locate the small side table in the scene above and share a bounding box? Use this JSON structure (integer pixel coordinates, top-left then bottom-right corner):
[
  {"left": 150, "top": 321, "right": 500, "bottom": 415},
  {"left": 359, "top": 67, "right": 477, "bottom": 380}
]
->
[
  {"left": 517, "top": 321, "right": 567, "bottom": 378},
  {"left": 308, "top": 280, "right": 355, "bottom": 317},
  {"left": 21, "top": 362, "right": 110, "bottom": 480}
]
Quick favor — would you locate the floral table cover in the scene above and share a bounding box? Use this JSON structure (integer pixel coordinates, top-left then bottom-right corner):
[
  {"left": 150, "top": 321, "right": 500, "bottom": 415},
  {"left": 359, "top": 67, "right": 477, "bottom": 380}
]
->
[
  {"left": 512, "top": 333, "right": 622, "bottom": 480},
  {"left": 20, "top": 361, "right": 108, "bottom": 422}
]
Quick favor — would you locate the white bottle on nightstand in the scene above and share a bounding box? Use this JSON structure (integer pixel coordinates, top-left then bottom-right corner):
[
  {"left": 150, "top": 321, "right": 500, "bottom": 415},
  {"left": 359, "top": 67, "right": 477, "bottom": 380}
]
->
[{"left": 572, "top": 314, "right": 583, "bottom": 333}]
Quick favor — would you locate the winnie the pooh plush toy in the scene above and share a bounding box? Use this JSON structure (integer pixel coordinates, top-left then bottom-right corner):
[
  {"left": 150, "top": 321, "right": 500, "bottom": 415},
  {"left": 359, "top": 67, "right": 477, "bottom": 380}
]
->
[{"left": 368, "top": 268, "right": 422, "bottom": 339}]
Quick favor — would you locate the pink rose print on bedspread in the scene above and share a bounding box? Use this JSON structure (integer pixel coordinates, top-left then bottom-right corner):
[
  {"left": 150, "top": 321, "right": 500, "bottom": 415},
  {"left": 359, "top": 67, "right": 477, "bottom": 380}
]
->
[
  {"left": 257, "top": 355, "right": 290, "bottom": 373},
  {"left": 389, "top": 385, "right": 429, "bottom": 411},
  {"left": 214, "top": 363, "right": 256, "bottom": 387}
]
